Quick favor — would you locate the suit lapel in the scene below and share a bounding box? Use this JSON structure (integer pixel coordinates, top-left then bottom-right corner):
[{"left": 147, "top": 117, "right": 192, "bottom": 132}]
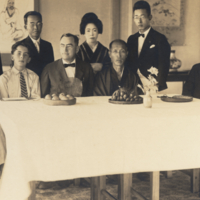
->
[
  {"left": 26, "top": 36, "right": 39, "bottom": 55},
  {"left": 56, "top": 59, "right": 69, "bottom": 82},
  {"left": 75, "top": 58, "right": 84, "bottom": 81},
  {"left": 39, "top": 39, "right": 45, "bottom": 55},
  {"left": 139, "top": 28, "right": 154, "bottom": 59}
]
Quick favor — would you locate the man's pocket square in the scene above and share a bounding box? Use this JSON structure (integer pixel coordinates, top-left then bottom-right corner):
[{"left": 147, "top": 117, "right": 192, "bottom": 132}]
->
[{"left": 150, "top": 44, "right": 155, "bottom": 49}]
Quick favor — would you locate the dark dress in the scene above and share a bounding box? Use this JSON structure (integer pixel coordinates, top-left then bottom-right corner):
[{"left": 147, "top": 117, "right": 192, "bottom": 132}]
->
[
  {"left": 93, "top": 63, "right": 139, "bottom": 96},
  {"left": 77, "top": 41, "right": 111, "bottom": 68}
]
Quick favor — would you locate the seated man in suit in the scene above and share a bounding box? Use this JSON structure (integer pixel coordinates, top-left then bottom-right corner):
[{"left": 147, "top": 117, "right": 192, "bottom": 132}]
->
[
  {"left": 127, "top": 0, "right": 170, "bottom": 92},
  {"left": 182, "top": 64, "right": 200, "bottom": 98},
  {"left": 21, "top": 11, "right": 54, "bottom": 78},
  {"left": 0, "top": 41, "right": 40, "bottom": 99},
  {"left": 94, "top": 39, "right": 139, "bottom": 96},
  {"left": 41, "top": 33, "right": 94, "bottom": 98}
]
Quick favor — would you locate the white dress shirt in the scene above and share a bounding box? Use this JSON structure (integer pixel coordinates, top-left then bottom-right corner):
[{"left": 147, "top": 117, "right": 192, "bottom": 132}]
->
[
  {"left": 30, "top": 36, "right": 40, "bottom": 53},
  {"left": 0, "top": 67, "right": 41, "bottom": 99},
  {"left": 63, "top": 59, "right": 76, "bottom": 78},
  {"left": 138, "top": 27, "right": 151, "bottom": 56}
]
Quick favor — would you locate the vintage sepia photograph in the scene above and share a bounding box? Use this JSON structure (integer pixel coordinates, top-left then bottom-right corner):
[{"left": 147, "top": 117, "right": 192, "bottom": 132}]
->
[{"left": 0, "top": 0, "right": 200, "bottom": 200}]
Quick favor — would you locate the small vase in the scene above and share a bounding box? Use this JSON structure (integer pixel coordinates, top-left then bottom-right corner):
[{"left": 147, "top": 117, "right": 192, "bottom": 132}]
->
[
  {"left": 143, "top": 91, "right": 152, "bottom": 108},
  {"left": 170, "top": 50, "right": 182, "bottom": 72}
]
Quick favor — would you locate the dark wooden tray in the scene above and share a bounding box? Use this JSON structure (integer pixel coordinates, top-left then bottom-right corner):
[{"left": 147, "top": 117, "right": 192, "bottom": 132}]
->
[
  {"left": 109, "top": 98, "right": 143, "bottom": 104},
  {"left": 160, "top": 95, "right": 193, "bottom": 103},
  {"left": 43, "top": 98, "right": 76, "bottom": 106}
]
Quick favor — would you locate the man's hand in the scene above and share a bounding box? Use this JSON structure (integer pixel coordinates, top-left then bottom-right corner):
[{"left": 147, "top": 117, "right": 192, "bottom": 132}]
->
[{"left": 91, "top": 63, "right": 103, "bottom": 74}]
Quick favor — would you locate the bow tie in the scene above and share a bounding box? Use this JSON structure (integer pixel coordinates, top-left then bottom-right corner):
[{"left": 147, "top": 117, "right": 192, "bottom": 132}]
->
[
  {"left": 64, "top": 63, "right": 76, "bottom": 68},
  {"left": 138, "top": 33, "right": 145, "bottom": 38}
]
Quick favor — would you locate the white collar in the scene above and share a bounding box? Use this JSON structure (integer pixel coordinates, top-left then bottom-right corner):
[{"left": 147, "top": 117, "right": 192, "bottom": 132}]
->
[
  {"left": 62, "top": 59, "right": 76, "bottom": 65},
  {"left": 12, "top": 67, "right": 27, "bottom": 75},
  {"left": 139, "top": 27, "right": 151, "bottom": 38},
  {"left": 29, "top": 36, "right": 40, "bottom": 44}
]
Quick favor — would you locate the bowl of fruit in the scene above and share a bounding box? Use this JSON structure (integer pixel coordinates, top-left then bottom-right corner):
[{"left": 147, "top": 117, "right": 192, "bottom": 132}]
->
[
  {"left": 43, "top": 93, "right": 76, "bottom": 106},
  {"left": 109, "top": 88, "right": 143, "bottom": 104}
]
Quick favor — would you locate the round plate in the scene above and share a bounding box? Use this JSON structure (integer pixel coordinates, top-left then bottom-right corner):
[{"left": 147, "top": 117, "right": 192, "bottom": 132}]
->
[
  {"left": 109, "top": 98, "right": 143, "bottom": 104},
  {"left": 161, "top": 95, "right": 193, "bottom": 103},
  {"left": 43, "top": 98, "right": 76, "bottom": 106}
]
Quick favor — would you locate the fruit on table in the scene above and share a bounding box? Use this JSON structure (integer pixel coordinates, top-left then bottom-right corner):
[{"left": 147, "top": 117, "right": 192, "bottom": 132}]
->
[
  {"left": 66, "top": 94, "right": 74, "bottom": 100},
  {"left": 52, "top": 95, "right": 59, "bottom": 100},
  {"left": 45, "top": 94, "right": 51, "bottom": 100},
  {"left": 45, "top": 93, "right": 75, "bottom": 101},
  {"left": 111, "top": 87, "right": 142, "bottom": 102},
  {"left": 59, "top": 93, "right": 68, "bottom": 100}
]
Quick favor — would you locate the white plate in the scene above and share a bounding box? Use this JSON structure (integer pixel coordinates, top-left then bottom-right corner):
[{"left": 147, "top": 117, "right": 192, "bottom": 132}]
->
[{"left": 2, "top": 97, "right": 28, "bottom": 101}]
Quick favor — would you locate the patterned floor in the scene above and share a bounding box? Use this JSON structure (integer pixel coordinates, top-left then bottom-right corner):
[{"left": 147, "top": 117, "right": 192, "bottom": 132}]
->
[{"left": 35, "top": 170, "right": 200, "bottom": 200}]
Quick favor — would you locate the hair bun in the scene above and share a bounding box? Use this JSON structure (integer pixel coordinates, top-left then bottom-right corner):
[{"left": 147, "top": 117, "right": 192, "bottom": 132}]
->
[
  {"left": 81, "top": 12, "right": 98, "bottom": 22},
  {"left": 80, "top": 12, "right": 103, "bottom": 35}
]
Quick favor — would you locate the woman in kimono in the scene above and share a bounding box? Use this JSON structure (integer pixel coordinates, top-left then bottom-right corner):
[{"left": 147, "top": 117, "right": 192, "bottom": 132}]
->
[{"left": 77, "top": 12, "right": 111, "bottom": 74}]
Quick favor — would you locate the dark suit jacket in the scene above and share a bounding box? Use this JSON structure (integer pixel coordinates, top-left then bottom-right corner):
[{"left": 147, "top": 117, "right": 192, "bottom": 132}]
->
[
  {"left": 20, "top": 36, "right": 54, "bottom": 78},
  {"left": 182, "top": 64, "right": 200, "bottom": 99},
  {"left": 40, "top": 58, "right": 94, "bottom": 97},
  {"left": 127, "top": 28, "right": 170, "bottom": 91}
]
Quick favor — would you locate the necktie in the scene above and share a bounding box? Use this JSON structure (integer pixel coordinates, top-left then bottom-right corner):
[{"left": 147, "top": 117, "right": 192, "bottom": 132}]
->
[
  {"left": 138, "top": 33, "right": 145, "bottom": 38},
  {"left": 20, "top": 72, "right": 28, "bottom": 98},
  {"left": 35, "top": 41, "right": 40, "bottom": 53},
  {"left": 64, "top": 63, "right": 76, "bottom": 68}
]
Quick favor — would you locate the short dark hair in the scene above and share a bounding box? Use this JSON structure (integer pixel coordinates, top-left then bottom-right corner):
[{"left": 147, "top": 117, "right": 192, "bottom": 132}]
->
[
  {"left": 133, "top": 0, "right": 151, "bottom": 16},
  {"left": 60, "top": 33, "right": 79, "bottom": 46},
  {"left": 11, "top": 41, "right": 31, "bottom": 56},
  {"left": 24, "top": 11, "right": 42, "bottom": 25},
  {"left": 80, "top": 12, "right": 103, "bottom": 34},
  {"left": 11, "top": 41, "right": 31, "bottom": 67},
  {"left": 109, "top": 39, "right": 128, "bottom": 51}
]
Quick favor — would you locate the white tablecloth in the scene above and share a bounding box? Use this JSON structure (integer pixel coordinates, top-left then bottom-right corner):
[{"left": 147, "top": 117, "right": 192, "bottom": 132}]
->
[{"left": 0, "top": 96, "right": 200, "bottom": 200}]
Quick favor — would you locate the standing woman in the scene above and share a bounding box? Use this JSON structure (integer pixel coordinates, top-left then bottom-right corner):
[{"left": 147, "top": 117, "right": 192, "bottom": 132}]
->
[{"left": 77, "top": 12, "right": 111, "bottom": 74}]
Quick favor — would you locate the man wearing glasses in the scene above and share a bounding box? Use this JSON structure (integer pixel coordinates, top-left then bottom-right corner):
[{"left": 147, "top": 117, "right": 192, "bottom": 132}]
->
[
  {"left": 21, "top": 11, "right": 54, "bottom": 78},
  {"left": 127, "top": 0, "right": 170, "bottom": 92},
  {"left": 94, "top": 39, "right": 139, "bottom": 96}
]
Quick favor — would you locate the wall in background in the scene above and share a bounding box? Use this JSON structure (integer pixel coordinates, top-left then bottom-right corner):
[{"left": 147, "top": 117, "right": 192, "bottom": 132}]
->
[{"left": 39, "top": 0, "right": 120, "bottom": 60}]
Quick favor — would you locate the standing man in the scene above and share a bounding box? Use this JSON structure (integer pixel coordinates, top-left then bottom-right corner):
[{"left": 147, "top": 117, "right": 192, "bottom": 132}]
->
[
  {"left": 21, "top": 11, "right": 54, "bottom": 78},
  {"left": 41, "top": 33, "right": 94, "bottom": 97},
  {"left": 127, "top": 0, "right": 170, "bottom": 91}
]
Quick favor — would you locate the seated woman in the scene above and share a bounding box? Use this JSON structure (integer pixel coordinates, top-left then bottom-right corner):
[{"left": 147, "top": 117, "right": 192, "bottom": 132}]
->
[
  {"left": 182, "top": 63, "right": 200, "bottom": 98},
  {"left": 0, "top": 41, "right": 40, "bottom": 99},
  {"left": 77, "top": 12, "right": 111, "bottom": 74},
  {"left": 94, "top": 39, "right": 140, "bottom": 96}
]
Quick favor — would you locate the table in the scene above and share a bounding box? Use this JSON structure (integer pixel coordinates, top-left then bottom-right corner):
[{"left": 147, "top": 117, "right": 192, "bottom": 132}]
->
[{"left": 0, "top": 96, "right": 200, "bottom": 200}]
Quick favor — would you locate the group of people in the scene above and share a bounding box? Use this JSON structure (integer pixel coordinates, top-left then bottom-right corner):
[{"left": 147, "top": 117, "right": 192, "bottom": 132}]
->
[
  {"left": 0, "top": 0, "right": 172, "bottom": 100},
  {"left": 0, "top": 0, "right": 198, "bottom": 185}
]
